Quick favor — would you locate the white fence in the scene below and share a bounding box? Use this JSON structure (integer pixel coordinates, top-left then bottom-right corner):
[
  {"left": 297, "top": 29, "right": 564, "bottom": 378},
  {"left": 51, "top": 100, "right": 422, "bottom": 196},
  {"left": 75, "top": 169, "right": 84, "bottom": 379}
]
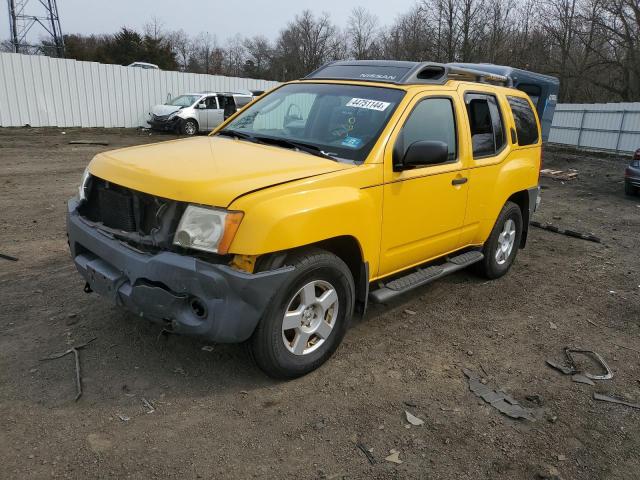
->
[
  {"left": 548, "top": 103, "right": 640, "bottom": 153},
  {"left": 0, "top": 52, "right": 279, "bottom": 129}
]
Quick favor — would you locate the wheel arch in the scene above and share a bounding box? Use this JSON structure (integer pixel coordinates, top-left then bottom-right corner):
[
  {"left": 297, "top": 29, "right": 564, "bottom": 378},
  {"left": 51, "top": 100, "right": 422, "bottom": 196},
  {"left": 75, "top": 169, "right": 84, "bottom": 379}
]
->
[
  {"left": 256, "top": 235, "right": 369, "bottom": 316},
  {"left": 506, "top": 190, "right": 530, "bottom": 248}
]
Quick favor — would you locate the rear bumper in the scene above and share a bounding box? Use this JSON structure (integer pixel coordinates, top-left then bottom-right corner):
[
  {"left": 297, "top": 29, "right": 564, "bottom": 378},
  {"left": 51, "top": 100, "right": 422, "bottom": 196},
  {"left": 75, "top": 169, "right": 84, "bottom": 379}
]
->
[{"left": 66, "top": 198, "right": 293, "bottom": 342}]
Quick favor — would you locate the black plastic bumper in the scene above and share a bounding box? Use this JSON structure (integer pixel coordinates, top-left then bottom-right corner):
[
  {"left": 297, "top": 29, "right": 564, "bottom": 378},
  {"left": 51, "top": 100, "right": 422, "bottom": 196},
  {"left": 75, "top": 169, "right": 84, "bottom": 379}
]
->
[
  {"left": 66, "top": 198, "right": 294, "bottom": 342},
  {"left": 147, "top": 118, "right": 179, "bottom": 131}
]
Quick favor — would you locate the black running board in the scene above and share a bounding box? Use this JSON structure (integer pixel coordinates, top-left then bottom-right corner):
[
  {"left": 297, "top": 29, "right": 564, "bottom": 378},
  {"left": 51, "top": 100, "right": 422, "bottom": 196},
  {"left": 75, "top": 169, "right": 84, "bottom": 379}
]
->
[{"left": 369, "top": 250, "right": 484, "bottom": 303}]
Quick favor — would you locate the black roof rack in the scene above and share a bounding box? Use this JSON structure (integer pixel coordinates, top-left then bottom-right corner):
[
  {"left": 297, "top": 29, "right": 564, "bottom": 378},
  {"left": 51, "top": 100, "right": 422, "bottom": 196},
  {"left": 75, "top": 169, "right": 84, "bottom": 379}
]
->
[{"left": 304, "top": 60, "right": 512, "bottom": 86}]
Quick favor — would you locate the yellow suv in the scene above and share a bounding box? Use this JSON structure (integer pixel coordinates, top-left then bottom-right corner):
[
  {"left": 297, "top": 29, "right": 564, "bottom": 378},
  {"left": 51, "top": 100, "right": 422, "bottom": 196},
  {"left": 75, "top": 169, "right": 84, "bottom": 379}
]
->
[{"left": 67, "top": 61, "right": 556, "bottom": 378}]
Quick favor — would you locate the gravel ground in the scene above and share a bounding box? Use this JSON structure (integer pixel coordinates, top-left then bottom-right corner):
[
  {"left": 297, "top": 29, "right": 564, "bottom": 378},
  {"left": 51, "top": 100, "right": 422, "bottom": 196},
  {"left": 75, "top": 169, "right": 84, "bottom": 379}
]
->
[{"left": 1, "top": 128, "right": 639, "bottom": 480}]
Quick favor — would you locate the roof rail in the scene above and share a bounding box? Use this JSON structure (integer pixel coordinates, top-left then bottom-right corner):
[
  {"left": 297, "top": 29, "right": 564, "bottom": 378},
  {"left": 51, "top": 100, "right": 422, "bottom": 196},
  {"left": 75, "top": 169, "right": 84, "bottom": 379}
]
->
[{"left": 303, "top": 60, "right": 512, "bottom": 86}]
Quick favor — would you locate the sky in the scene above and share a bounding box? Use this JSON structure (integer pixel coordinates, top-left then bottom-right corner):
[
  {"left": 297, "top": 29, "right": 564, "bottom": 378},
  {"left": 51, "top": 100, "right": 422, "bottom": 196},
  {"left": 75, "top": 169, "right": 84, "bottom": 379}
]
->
[{"left": 1, "top": 0, "right": 418, "bottom": 44}]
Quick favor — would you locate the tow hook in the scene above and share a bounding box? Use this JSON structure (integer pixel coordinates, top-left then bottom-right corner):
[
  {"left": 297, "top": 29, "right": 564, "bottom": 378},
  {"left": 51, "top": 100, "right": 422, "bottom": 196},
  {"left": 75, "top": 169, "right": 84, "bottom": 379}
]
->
[{"left": 83, "top": 282, "right": 93, "bottom": 294}]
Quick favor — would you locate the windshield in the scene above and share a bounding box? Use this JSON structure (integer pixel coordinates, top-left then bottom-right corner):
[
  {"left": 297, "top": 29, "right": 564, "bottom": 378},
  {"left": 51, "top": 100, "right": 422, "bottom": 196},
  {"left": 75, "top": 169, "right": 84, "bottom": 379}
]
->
[
  {"left": 166, "top": 95, "right": 201, "bottom": 107},
  {"left": 218, "top": 83, "right": 405, "bottom": 162}
]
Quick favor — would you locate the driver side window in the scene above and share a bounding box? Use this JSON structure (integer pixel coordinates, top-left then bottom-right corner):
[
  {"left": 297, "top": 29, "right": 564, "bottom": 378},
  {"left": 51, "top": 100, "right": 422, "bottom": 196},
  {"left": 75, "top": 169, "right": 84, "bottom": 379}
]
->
[{"left": 396, "top": 97, "right": 457, "bottom": 165}]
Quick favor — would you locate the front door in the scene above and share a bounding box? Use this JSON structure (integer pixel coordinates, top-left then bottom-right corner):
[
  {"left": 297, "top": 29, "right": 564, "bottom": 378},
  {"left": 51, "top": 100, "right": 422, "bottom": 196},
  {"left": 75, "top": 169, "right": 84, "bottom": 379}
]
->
[{"left": 379, "top": 94, "right": 469, "bottom": 277}]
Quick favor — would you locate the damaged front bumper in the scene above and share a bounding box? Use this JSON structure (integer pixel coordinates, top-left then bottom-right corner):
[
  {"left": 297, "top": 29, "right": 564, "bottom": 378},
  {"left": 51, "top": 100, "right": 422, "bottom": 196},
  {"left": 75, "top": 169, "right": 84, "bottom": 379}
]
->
[{"left": 66, "top": 198, "right": 293, "bottom": 342}]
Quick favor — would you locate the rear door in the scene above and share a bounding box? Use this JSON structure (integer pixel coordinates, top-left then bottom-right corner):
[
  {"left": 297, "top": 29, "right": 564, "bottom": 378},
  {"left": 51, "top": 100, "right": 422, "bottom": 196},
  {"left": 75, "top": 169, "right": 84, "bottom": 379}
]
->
[
  {"left": 204, "top": 95, "right": 223, "bottom": 129},
  {"left": 379, "top": 93, "right": 470, "bottom": 277},
  {"left": 456, "top": 88, "right": 514, "bottom": 245}
]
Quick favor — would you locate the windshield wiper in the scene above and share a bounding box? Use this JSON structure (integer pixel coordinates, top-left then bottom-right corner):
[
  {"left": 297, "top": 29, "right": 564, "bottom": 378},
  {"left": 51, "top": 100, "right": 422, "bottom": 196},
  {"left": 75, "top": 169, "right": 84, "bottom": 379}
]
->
[
  {"left": 251, "top": 135, "right": 339, "bottom": 161},
  {"left": 217, "top": 129, "right": 258, "bottom": 142}
]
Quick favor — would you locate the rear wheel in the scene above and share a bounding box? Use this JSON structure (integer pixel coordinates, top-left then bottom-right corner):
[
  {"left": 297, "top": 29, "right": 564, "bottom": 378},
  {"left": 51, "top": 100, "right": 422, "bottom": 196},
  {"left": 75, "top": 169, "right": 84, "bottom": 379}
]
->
[
  {"left": 476, "top": 201, "right": 523, "bottom": 279},
  {"left": 181, "top": 118, "right": 198, "bottom": 136},
  {"left": 249, "top": 248, "right": 354, "bottom": 379}
]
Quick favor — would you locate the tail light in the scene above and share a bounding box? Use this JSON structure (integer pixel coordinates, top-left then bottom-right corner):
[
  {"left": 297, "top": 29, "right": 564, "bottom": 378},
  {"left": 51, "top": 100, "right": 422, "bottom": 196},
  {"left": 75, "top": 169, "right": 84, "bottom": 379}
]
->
[
  {"left": 626, "top": 167, "right": 633, "bottom": 177},
  {"left": 634, "top": 149, "right": 640, "bottom": 160}
]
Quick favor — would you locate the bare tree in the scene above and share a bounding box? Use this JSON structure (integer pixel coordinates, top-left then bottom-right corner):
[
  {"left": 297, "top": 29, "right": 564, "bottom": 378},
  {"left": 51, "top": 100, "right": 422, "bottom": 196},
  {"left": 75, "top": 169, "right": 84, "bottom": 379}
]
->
[{"left": 347, "top": 7, "right": 379, "bottom": 59}]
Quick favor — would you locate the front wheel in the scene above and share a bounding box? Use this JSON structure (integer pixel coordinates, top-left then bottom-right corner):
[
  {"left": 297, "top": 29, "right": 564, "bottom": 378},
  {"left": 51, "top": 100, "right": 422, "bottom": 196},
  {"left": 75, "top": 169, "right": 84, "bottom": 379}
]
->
[
  {"left": 181, "top": 118, "right": 198, "bottom": 136},
  {"left": 249, "top": 248, "right": 354, "bottom": 379},
  {"left": 476, "top": 201, "right": 523, "bottom": 279}
]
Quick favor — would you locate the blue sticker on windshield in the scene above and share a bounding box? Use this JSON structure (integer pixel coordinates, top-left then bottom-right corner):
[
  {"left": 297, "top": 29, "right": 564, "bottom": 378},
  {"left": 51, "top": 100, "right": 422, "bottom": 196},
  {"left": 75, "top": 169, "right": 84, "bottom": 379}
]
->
[{"left": 341, "top": 136, "right": 363, "bottom": 149}]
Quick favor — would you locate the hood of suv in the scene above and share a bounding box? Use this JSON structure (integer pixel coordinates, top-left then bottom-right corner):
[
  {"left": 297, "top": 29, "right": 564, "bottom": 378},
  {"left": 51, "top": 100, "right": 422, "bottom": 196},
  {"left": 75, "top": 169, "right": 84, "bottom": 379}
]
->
[
  {"left": 150, "top": 104, "right": 182, "bottom": 116},
  {"left": 88, "top": 136, "right": 352, "bottom": 207}
]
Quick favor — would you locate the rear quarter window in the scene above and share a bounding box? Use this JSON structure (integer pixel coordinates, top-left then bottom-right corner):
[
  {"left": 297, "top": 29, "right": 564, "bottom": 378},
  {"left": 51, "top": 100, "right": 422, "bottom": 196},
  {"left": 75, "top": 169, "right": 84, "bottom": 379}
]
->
[{"left": 507, "top": 96, "right": 539, "bottom": 146}]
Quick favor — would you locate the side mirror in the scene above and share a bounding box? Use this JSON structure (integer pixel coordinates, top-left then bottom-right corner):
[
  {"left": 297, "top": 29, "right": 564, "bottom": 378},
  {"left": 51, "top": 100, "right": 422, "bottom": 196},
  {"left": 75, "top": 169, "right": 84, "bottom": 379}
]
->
[{"left": 397, "top": 141, "right": 449, "bottom": 170}]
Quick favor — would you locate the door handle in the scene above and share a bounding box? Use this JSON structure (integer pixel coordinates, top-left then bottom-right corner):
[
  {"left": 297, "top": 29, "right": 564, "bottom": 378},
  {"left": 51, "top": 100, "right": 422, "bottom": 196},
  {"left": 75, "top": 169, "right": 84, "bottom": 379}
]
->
[{"left": 452, "top": 177, "right": 468, "bottom": 186}]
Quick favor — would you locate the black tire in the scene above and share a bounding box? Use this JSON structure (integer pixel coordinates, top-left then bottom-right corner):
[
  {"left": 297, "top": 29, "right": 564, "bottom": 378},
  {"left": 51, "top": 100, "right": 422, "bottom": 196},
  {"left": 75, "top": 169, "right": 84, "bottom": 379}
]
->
[
  {"left": 249, "top": 248, "right": 354, "bottom": 379},
  {"left": 476, "top": 201, "right": 523, "bottom": 279},
  {"left": 181, "top": 118, "right": 198, "bottom": 136},
  {"left": 625, "top": 182, "right": 637, "bottom": 196}
]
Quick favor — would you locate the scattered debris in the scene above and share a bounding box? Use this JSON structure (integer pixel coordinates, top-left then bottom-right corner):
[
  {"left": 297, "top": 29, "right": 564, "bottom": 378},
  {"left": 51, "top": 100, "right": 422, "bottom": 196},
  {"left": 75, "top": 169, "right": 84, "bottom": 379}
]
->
[
  {"left": 405, "top": 411, "right": 424, "bottom": 426},
  {"left": 530, "top": 221, "right": 601, "bottom": 243},
  {"left": 40, "top": 337, "right": 96, "bottom": 401},
  {"left": 526, "top": 394, "right": 545, "bottom": 406},
  {"left": 463, "top": 369, "right": 535, "bottom": 420},
  {"left": 403, "top": 309, "right": 416, "bottom": 315},
  {"left": 466, "top": 350, "right": 474, "bottom": 356},
  {"left": 549, "top": 321, "right": 558, "bottom": 330},
  {"left": 68, "top": 140, "right": 110, "bottom": 146},
  {"left": 117, "top": 414, "right": 130, "bottom": 422},
  {"left": 546, "top": 348, "right": 613, "bottom": 380},
  {"left": 557, "top": 454, "right": 567, "bottom": 462},
  {"left": 540, "top": 168, "right": 578, "bottom": 181},
  {"left": 593, "top": 392, "right": 640, "bottom": 410},
  {"left": 356, "top": 442, "right": 376, "bottom": 465},
  {"left": 142, "top": 398, "right": 156, "bottom": 414},
  {"left": 403, "top": 400, "right": 417, "bottom": 408},
  {"left": 0, "top": 253, "right": 18, "bottom": 262},
  {"left": 384, "top": 449, "right": 402, "bottom": 464},
  {"left": 572, "top": 374, "right": 595, "bottom": 386},
  {"left": 201, "top": 345, "right": 214, "bottom": 352}
]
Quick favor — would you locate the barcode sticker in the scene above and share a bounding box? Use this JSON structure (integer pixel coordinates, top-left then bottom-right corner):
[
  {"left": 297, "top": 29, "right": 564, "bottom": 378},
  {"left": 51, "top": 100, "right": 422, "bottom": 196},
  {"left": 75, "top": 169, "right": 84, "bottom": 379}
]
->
[{"left": 346, "top": 98, "right": 391, "bottom": 111}]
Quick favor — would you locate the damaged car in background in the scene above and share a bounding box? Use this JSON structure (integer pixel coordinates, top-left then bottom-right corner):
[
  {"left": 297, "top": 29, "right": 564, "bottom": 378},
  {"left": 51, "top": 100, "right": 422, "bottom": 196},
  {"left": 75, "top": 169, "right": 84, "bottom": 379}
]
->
[{"left": 147, "top": 91, "right": 262, "bottom": 135}]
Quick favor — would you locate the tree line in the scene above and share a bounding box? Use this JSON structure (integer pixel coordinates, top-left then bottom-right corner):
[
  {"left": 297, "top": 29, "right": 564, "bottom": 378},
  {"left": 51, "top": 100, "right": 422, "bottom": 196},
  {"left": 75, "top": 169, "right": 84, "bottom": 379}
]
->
[{"left": 2, "top": 0, "right": 638, "bottom": 102}]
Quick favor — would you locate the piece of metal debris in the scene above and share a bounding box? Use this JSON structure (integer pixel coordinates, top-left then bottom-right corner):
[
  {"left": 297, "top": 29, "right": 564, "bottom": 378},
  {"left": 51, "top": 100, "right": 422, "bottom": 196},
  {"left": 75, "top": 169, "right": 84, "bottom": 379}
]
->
[
  {"left": 405, "top": 410, "right": 424, "bottom": 426},
  {"left": 593, "top": 392, "right": 640, "bottom": 410},
  {"left": 356, "top": 442, "right": 376, "bottom": 465},
  {"left": 572, "top": 374, "right": 596, "bottom": 386},
  {"left": 384, "top": 450, "right": 402, "bottom": 464},
  {"left": 68, "top": 140, "right": 110, "bottom": 146},
  {"left": 142, "top": 398, "right": 156, "bottom": 414},
  {"left": 463, "top": 369, "right": 534, "bottom": 421},
  {"left": 117, "top": 414, "right": 130, "bottom": 422},
  {"left": 403, "top": 309, "right": 416, "bottom": 315},
  {"left": 546, "top": 348, "right": 613, "bottom": 380},
  {"left": 201, "top": 345, "right": 214, "bottom": 352},
  {"left": 530, "top": 221, "right": 601, "bottom": 243},
  {"left": 40, "top": 337, "right": 96, "bottom": 401},
  {"left": 0, "top": 253, "right": 18, "bottom": 262}
]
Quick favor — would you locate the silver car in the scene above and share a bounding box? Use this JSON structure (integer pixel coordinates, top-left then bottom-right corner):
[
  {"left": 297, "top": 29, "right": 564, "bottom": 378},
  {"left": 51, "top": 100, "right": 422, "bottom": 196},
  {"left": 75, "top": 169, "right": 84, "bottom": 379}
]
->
[{"left": 147, "top": 91, "right": 255, "bottom": 135}]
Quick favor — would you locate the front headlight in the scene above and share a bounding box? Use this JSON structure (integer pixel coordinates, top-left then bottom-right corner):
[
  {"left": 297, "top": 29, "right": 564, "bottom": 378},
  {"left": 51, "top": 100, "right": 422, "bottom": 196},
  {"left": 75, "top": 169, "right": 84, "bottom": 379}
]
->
[
  {"left": 78, "top": 167, "right": 91, "bottom": 201},
  {"left": 167, "top": 111, "right": 179, "bottom": 120},
  {"left": 173, "top": 205, "right": 244, "bottom": 254}
]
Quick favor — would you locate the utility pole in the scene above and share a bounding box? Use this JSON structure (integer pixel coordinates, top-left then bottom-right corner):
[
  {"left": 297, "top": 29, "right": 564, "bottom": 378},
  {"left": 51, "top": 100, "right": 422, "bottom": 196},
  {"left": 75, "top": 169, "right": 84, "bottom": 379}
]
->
[{"left": 7, "top": 0, "right": 65, "bottom": 57}]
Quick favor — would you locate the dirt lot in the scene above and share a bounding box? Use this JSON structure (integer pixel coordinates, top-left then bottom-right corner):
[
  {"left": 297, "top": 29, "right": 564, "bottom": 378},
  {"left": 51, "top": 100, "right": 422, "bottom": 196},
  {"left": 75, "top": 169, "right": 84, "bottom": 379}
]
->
[{"left": 1, "top": 127, "right": 639, "bottom": 479}]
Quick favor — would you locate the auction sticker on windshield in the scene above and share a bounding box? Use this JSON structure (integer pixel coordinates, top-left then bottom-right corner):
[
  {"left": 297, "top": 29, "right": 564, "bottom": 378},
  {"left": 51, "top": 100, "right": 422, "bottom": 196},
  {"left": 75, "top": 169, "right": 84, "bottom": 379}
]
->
[{"left": 346, "top": 98, "right": 391, "bottom": 111}]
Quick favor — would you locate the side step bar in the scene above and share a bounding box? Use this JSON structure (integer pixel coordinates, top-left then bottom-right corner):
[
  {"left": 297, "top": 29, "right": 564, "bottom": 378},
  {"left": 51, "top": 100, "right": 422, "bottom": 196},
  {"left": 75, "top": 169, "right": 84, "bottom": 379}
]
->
[{"left": 369, "top": 250, "right": 484, "bottom": 303}]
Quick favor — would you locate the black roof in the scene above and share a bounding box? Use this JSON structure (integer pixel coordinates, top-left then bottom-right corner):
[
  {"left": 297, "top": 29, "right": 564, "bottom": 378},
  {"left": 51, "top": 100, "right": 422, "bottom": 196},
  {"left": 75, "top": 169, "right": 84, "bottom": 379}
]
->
[{"left": 304, "top": 60, "right": 514, "bottom": 86}]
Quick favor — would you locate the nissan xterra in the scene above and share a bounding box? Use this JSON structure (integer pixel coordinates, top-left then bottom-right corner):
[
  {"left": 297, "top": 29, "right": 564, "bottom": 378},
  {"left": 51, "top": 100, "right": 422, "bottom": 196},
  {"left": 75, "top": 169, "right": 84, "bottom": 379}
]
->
[{"left": 67, "top": 60, "right": 559, "bottom": 378}]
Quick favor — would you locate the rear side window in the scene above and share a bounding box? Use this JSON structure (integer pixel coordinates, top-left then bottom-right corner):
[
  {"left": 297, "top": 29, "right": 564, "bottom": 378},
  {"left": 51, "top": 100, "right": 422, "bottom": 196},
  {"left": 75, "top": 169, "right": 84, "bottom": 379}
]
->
[
  {"left": 464, "top": 93, "right": 505, "bottom": 158},
  {"left": 397, "top": 97, "right": 457, "bottom": 164},
  {"left": 507, "top": 96, "right": 539, "bottom": 146}
]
